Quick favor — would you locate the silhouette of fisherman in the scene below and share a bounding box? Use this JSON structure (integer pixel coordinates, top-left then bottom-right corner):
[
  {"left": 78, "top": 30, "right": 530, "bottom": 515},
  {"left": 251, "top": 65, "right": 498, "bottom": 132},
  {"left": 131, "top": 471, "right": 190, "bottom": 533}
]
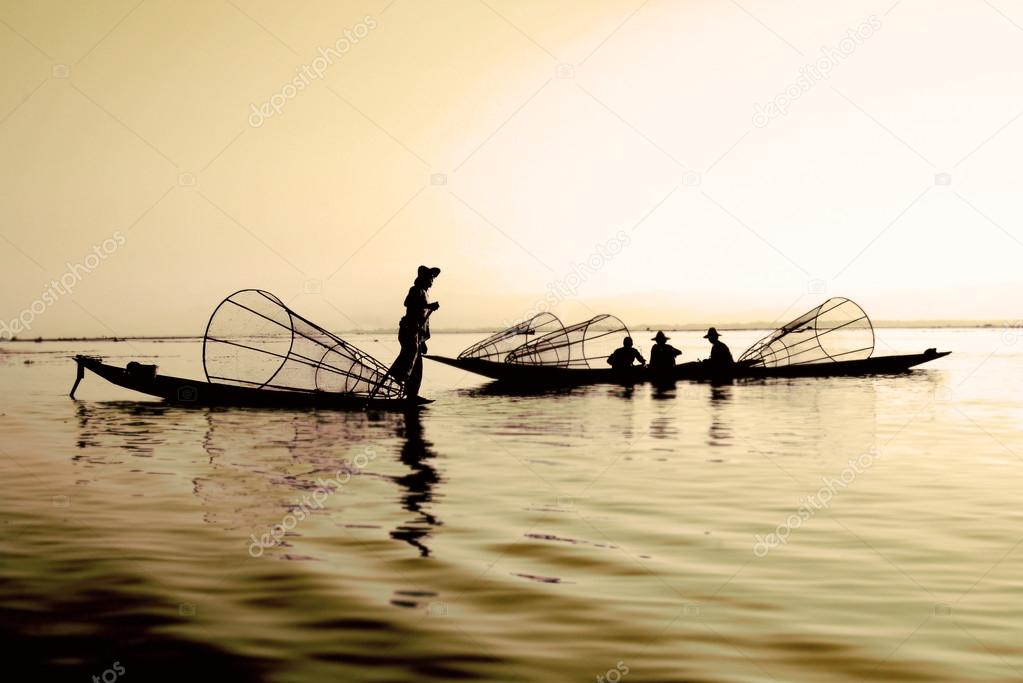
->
[
  {"left": 648, "top": 331, "right": 681, "bottom": 374},
  {"left": 390, "top": 408, "right": 441, "bottom": 557},
  {"left": 703, "top": 327, "right": 734, "bottom": 373},
  {"left": 389, "top": 265, "right": 440, "bottom": 399},
  {"left": 607, "top": 336, "right": 645, "bottom": 370}
]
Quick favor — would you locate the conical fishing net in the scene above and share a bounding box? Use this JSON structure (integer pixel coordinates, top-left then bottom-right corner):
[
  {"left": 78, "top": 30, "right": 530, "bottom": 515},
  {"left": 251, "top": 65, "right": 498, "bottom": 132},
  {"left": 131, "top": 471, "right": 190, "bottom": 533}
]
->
[
  {"left": 458, "top": 313, "right": 565, "bottom": 362},
  {"left": 504, "top": 314, "right": 630, "bottom": 368},
  {"left": 738, "top": 297, "right": 874, "bottom": 368},
  {"left": 203, "top": 289, "right": 403, "bottom": 398}
]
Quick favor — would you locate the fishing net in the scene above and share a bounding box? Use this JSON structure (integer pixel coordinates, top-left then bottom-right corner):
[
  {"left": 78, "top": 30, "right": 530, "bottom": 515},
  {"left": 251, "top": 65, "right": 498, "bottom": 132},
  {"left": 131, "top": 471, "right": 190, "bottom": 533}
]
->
[
  {"left": 202, "top": 289, "right": 403, "bottom": 398},
  {"left": 738, "top": 297, "right": 874, "bottom": 368},
  {"left": 458, "top": 313, "right": 565, "bottom": 362},
  {"left": 504, "top": 314, "right": 630, "bottom": 368}
]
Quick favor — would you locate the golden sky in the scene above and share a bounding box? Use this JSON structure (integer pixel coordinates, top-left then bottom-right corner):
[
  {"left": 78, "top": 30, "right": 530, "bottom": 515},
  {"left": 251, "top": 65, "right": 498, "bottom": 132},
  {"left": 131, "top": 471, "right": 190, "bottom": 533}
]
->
[{"left": 1, "top": 0, "right": 1022, "bottom": 337}]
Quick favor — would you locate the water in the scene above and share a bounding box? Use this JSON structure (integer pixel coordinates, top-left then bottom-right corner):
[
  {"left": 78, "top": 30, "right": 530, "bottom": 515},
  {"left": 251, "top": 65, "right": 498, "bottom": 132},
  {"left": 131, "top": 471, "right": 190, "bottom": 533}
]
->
[{"left": 2, "top": 328, "right": 1022, "bottom": 682}]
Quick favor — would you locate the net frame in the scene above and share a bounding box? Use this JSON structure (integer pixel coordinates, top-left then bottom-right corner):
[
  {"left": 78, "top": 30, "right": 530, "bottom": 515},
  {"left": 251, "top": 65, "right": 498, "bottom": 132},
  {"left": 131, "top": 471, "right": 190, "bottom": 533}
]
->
[
  {"left": 737, "top": 297, "right": 875, "bottom": 368},
  {"left": 202, "top": 289, "right": 403, "bottom": 398},
  {"left": 458, "top": 313, "right": 565, "bottom": 362},
  {"left": 503, "top": 314, "right": 631, "bottom": 369}
]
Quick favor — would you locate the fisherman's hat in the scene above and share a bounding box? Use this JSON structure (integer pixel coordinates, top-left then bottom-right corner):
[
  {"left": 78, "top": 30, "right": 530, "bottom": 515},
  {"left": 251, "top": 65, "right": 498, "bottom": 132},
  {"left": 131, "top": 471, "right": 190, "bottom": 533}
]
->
[
  {"left": 417, "top": 265, "right": 441, "bottom": 278},
  {"left": 703, "top": 327, "right": 721, "bottom": 340},
  {"left": 652, "top": 331, "right": 669, "bottom": 342}
]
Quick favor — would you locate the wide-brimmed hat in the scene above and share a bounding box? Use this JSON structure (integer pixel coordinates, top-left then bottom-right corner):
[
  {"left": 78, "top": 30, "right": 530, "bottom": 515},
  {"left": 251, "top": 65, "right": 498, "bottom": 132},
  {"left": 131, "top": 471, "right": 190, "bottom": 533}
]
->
[
  {"left": 703, "top": 327, "right": 721, "bottom": 340},
  {"left": 652, "top": 331, "right": 669, "bottom": 342},
  {"left": 417, "top": 265, "right": 441, "bottom": 278}
]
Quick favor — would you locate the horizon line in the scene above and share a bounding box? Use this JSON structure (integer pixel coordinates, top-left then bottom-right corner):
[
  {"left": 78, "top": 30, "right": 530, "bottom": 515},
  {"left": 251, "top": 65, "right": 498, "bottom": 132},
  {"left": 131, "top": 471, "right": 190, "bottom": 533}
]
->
[{"left": 0, "top": 319, "right": 1015, "bottom": 343}]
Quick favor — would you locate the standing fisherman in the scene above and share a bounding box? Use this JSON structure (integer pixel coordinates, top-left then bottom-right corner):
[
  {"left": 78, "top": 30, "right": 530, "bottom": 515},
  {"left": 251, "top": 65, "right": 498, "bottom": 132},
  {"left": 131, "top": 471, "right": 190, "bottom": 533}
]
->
[{"left": 389, "top": 265, "right": 440, "bottom": 399}]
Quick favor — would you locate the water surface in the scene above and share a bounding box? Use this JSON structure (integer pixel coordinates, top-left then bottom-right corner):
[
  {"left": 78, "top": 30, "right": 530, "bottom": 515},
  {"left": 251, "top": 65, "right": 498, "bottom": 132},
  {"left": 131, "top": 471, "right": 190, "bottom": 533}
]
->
[{"left": 1, "top": 329, "right": 1021, "bottom": 682}]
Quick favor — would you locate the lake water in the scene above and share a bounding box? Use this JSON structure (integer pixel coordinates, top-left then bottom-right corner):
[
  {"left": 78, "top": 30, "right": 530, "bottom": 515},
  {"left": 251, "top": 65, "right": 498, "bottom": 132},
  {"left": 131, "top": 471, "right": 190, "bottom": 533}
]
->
[{"left": 2, "top": 328, "right": 1021, "bottom": 682}]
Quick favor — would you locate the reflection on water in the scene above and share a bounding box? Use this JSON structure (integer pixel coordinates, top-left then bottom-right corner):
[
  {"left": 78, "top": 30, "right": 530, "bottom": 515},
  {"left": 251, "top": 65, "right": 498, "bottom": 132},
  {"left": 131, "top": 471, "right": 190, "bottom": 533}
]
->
[
  {"left": 708, "top": 382, "right": 732, "bottom": 447},
  {"left": 391, "top": 409, "right": 442, "bottom": 558},
  {"left": 1, "top": 330, "right": 1022, "bottom": 682}
]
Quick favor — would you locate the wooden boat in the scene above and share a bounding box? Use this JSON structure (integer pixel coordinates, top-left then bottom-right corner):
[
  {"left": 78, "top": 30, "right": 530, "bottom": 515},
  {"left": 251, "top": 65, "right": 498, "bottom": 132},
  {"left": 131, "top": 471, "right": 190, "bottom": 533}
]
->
[
  {"left": 427, "top": 349, "right": 949, "bottom": 385},
  {"left": 429, "top": 299, "right": 950, "bottom": 387},
  {"left": 71, "top": 355, "right": 429, "bottom": 408},
  {"left": 69, "top": 289, "right": 428, "bottom": 410}
]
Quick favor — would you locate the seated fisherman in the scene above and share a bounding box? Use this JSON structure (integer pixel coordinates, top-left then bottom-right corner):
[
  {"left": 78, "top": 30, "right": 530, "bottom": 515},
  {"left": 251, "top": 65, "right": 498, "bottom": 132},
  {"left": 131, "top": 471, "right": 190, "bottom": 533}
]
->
[
  {"left": 607, "top": 336, "right": 645, "bottom": 370},
  {"left": 703, "top": 327, "right": 734, "bottom": 371},
  {"left": 648, "top": 331, "right": 681, "bottom": 373}
]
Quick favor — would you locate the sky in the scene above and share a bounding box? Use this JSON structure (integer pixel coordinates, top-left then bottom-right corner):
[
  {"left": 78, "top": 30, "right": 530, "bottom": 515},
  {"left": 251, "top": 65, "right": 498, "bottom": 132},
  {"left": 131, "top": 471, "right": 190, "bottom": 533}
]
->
[{"left": 1, "top": 0, "right": 1022, "bottom": 338}]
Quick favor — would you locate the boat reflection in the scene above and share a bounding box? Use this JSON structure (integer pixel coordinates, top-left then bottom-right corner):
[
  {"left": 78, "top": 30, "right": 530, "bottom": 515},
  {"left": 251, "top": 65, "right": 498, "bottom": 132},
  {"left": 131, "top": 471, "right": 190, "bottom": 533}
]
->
[
  {"left": 650, "top": 378, "right": 677, "bottom": 400},
  {"left": 73, "top": 400, "right": 190, "bottom": 457},
  {"left": 72, "top": 400, "right": 448, "bottom": 558},
  {"left": 390, "top": 408, "right": 442, "bottom": 557},
  {"left": 196, "top": 408, "right": 401, "bottom": 538}
]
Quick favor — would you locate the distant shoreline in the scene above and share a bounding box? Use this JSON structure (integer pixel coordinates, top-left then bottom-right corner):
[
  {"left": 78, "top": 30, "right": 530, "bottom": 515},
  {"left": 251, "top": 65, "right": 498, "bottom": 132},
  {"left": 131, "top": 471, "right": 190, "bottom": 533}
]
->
[{"left": 0, "top": 321, "right": 1013, "bottom": 343}]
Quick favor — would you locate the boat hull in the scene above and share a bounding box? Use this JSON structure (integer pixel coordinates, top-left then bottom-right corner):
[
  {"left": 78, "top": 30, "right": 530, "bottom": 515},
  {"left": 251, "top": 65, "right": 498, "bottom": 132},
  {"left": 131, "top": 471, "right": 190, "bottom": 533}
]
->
[
  {"left": 72, "top": 356, "right": 429, "bottom": 409},
  {"left": 426, "top": 350, "right": 950, "bottom": 386}
]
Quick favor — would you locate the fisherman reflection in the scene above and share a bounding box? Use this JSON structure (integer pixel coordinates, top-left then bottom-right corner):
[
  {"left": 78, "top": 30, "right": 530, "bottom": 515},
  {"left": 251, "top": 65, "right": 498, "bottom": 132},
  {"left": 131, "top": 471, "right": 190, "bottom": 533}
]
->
[
  {"left": 707, "top": 382, "right": 733, "bottom": 446},
  {"left": 390, "top": 408, "right": 442, "bottom": 557}
]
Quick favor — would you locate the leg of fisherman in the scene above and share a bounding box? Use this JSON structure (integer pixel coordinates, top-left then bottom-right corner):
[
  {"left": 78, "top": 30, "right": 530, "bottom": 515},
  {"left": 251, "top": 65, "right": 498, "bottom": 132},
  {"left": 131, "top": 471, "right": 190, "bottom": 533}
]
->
[
  {"left": 406, "top": 348, "right": 424, "bottom": 399},
  {"left": 388, "top": 317, "right": 419, "bottom": 385}
]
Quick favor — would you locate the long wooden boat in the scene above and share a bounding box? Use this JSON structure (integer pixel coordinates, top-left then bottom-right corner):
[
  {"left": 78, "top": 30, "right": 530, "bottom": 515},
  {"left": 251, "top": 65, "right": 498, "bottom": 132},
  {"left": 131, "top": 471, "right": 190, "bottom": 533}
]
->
[
  {"left": 426, "top": 349, "right": 950, "bottom": 386},
  {"left": 69, "top": 290, "right": 431, "bottom": 410},
  {"left": 70, "top": 355, "right": 429, "bottom": 409},
  {"left": 434, "top": 299, "right": 951, "bottom": 388}
]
